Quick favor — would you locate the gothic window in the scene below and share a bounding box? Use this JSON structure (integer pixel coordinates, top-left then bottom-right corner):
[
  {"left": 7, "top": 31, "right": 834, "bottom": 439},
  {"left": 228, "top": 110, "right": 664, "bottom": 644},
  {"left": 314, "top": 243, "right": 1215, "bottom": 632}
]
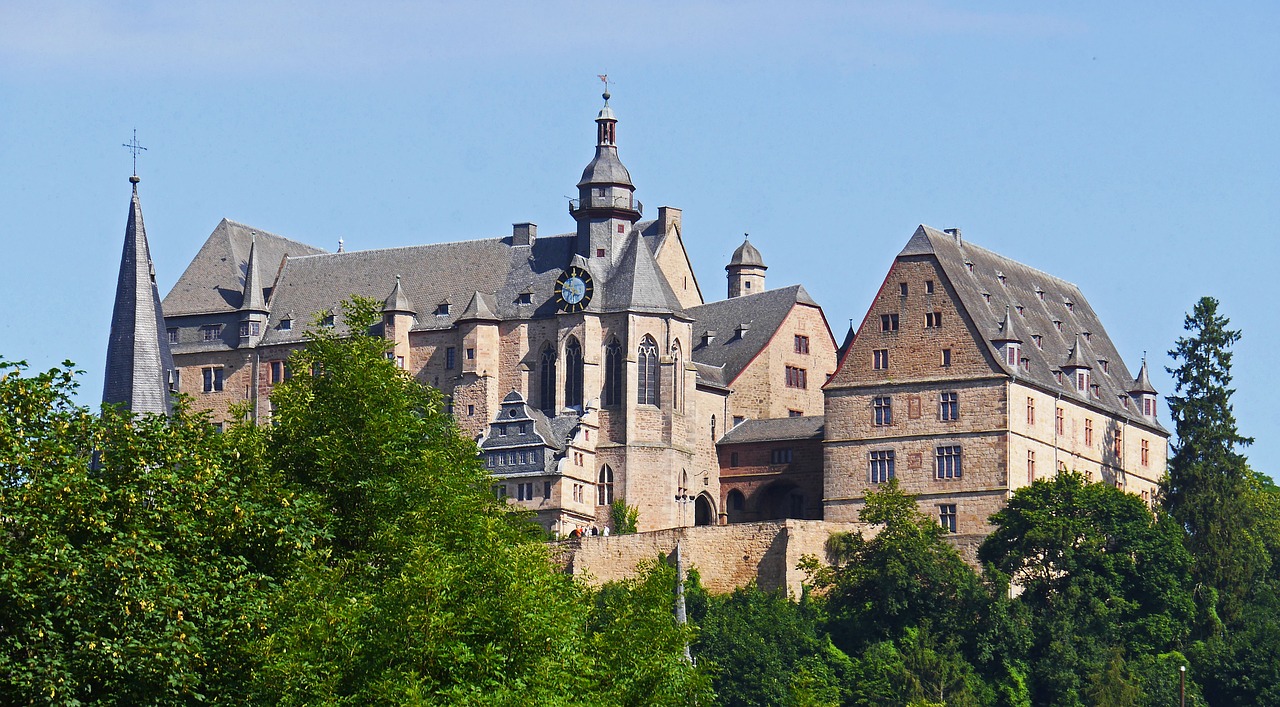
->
[
  {"left": 638, "top": 335, "right": 659, "bottom": 406},
  {"left": 603, "top": 337, "right": 623, "bottom": 406},
  {"left": 671, "top": 340, "right": 682, "bottom": 411},
  {"left": 564, "top": 337, "right": 584, "bottom": 408},
  {"left": 539, "top": 344, "right": 556, "bottom": 412},
  {"left": 598, "top": 465, "right": 615, "bottom": 505}
]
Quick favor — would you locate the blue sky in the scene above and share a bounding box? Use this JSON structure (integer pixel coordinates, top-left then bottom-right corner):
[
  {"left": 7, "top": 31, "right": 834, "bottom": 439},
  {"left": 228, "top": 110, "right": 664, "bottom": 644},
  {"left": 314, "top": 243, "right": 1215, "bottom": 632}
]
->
[{"left": 2, "top": 2, "right": 1276, "bottom": 476}]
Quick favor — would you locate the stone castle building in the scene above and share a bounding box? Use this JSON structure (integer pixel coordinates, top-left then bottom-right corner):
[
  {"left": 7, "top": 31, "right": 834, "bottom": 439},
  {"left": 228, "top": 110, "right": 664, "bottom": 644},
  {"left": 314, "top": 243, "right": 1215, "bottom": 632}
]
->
[{"left": 104, "top": 93, "right": 1165, "bottom": 544}]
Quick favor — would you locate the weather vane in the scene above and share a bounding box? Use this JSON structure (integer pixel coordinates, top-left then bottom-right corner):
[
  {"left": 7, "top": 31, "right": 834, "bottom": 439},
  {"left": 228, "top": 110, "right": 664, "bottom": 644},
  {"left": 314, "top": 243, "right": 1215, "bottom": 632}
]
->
[
  {"left": 122, "top": 128, "right": 147, "bottom": 178},
  {"left": 597, "top": 74, "right": 610, "bottom": 92}
]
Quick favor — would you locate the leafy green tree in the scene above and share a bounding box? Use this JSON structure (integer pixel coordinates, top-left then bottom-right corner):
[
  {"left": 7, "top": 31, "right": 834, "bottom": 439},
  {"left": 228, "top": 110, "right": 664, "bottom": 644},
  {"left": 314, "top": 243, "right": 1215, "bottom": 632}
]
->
[
  {"left": 0, "top": 360, "right": 314, "bottom": 705},
  {"left": 690, "top": 582, "right": 849, "bottom": 707},
  {"left": 252, "top": 298, "right": 611, "bottom": 705},
  {"left": 611, "top": 498, "right": 639, "bottom": 534},
  {"left": 1163, "top": 297, "right": 1267, "bottom": 623},
  {"left": 980, "top": 472, "right": 1196, "bottom": 705},
  {"left": 587, "top": 557, "right": 712, "bottom": 706}
]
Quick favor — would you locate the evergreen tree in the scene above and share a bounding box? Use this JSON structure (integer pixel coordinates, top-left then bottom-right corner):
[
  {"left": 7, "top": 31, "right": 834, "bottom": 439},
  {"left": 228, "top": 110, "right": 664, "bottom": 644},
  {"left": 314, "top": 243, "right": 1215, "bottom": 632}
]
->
[{"left": 1162, "top": 297, "right": 1266, "bottom": 623}]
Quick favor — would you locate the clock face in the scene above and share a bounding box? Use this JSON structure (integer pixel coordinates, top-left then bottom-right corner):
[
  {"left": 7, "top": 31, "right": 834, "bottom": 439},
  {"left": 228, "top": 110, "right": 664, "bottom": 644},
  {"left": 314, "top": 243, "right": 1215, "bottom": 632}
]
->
[{"left": 555, "top": 266, "right": 594, "bottom": 313}]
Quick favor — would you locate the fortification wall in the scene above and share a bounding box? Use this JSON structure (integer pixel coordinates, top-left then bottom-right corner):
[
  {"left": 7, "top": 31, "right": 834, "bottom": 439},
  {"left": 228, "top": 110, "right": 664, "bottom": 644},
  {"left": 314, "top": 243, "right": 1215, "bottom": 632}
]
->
[{"left": 554, "top": 519, "right": 866, "bottom": 596}]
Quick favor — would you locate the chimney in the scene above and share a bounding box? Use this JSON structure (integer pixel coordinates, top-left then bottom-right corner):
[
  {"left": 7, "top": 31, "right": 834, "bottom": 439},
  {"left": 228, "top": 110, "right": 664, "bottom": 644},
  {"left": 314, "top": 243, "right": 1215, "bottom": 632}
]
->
[
  {"left": 944, "top": 227, "right": 962, "bottom": 243},
  {"left": 512, "top": 222, "right": 537, "bottom": 247}
]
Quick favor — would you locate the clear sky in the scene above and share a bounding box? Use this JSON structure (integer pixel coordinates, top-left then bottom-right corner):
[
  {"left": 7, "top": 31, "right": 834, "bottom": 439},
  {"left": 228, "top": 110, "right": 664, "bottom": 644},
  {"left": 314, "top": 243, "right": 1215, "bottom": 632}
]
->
[{"left": 2, "top": 2, "right": 1276, "bottom": 476}]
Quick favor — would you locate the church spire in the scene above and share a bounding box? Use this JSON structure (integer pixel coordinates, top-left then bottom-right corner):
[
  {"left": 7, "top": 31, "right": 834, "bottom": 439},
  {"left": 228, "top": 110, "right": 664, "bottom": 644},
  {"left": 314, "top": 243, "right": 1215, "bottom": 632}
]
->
[
  {"left": 573, "top": 87, "right": 640, "bottom": 266},
  {"left": 103, "top": 173, "right": 175, "bottom": 415}
]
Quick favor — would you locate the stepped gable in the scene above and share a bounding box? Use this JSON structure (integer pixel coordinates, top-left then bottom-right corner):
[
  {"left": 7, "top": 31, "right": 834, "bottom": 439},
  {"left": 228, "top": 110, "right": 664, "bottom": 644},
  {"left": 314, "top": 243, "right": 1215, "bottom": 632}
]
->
[
  {"left": 163, "top": 219, "right": 325, "bottom": 316},
  {"left": 903, "top": 225, "right": 1165, "bottom": 432},
  {"left": 686, "top": 284, "right": 817, "bottom": 385},
  {"left": 103, "top": 181, "right": 175, "bottom": 415},
  {"left": 718, "top": 416, "right": 824, "bottom": 445},
  {"left": 600, "top": 228, "right": 687, "bottom": 316}
]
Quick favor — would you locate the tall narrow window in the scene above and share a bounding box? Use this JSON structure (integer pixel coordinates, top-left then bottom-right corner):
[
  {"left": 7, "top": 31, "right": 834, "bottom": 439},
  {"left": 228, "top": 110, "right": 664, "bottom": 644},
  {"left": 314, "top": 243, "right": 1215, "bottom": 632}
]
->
[
  {"left": 1026, "top": 397, "right": 1036, "bottom": 425},
  {"left": 539, "top": 344, "right": 556, "bottom": 412},
  {"left": 671, "top": 341, "right": 682, "bottom": 411},
  {"left": 603, "top": 338, "right": 623, "bottom": 407},
  {"left": 1056, "top": 407, "right": 1065, "bottom": 436},
  {"left": 1113, "top": 427, "right": 1123, "bottom": 458},
  {"left": 564, "top": 337, "right": 584, "bottom": 408},
  {"left": 1084, "top": 418, "right": 1094, "bottom": 447},
  {"left": 939, "top": 504, "right": 957, "bottom": 533},
  {"left": 1027, "top": 450, "right": 1036, "bottom": 483},
  {"left": 638, "top": 335, "right": 659, "bottom": 406},
  {"left": 1141, "top": 439, "right": 1150, "bottom": 466},
  {"left": 873, "top": 396, "right": 893, "bottom": 426},
  {"left": 873, "top": 349, "right": 889, "bottom": 370},
  {"left": 598, "top": 465, "right": 615, "bottom": 505},
  {"left": 939, "top": 392, "right": 958, "bottom": 421}
]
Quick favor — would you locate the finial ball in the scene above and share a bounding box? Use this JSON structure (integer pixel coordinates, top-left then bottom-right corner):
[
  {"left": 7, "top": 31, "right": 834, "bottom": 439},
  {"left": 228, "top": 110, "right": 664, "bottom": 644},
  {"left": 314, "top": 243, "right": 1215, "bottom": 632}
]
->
[
  {"left": 602, "top": 90, "right": 611, "bottom": 101},
  {"left": 129, "top": 175, "right": 141, "bottom": 184}
]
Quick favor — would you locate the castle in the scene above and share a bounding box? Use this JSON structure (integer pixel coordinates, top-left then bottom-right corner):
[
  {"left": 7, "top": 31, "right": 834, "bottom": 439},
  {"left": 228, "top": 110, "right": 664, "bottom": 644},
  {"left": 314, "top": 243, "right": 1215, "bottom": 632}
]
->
[{"left": 104, "top": 92, "right": 1167, "bottom": 545}]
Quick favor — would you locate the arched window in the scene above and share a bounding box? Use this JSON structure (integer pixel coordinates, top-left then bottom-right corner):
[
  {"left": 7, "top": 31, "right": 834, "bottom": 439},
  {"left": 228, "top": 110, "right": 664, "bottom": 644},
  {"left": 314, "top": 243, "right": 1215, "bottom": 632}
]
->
[
  {"left": 597, "top": 465, "right": 615, "bottom": 506},
  {"left": 638, "top": 335, "right": 659, "bottom": 406},
  {"left": 603, "top": 337, "right": 623, "bottom": 407},
  {"left": 670, "top": 340, "right": 682, "bottom": 411},
  {"left": 564, "top": 337, "right": 584, "bottom": 409},
  {"left": 539, "top": 344, "right": 556, "bottom": 412}
]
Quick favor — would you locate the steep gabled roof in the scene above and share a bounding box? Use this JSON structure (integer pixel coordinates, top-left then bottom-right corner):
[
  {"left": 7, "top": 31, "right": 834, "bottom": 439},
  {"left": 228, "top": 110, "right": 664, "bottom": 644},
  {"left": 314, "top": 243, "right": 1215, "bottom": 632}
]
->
[
  {"left": 601, "top": 229, "right": 687, "bottom": 316},
  {"left": 163, "top": 219, "right": 325, "bottom": 316},
  {"left": 103, "top": 184, "right": 175, "bottom": 415},
  {"left": 900, "top": 225, "right": 1164, "bottom": 432},
  {"left": 686, "top": 284, "right": 818, "bottom": 385},
  {"left": 239, "top": 236, "right": 268, "bottom": 314}
]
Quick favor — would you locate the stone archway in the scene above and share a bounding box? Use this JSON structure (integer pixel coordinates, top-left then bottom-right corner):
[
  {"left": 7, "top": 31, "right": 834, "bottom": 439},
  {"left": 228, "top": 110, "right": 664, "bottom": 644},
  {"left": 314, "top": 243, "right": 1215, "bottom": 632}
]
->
[{"left": 694, "top": 493, "right": 715, "bottom": 526}]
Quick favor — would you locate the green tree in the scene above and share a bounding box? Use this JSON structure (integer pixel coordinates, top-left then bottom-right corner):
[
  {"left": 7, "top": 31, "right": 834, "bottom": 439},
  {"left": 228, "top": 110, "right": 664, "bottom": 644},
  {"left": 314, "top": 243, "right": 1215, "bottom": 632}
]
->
[
  {"left": 980, "top": 472, "right": 1196, "bottom": 705},
  {"left": 1162, "top": 296, "right": 1267, "bottom": 623},
  {"left": 611, "top": 498, "right": 639, "bottom": 534},
  {"left": 0, "top": 360, "right": 314, "bottom": 705},
  {"left": 690, "top": 582, "right": 849, "bottom": 707}
]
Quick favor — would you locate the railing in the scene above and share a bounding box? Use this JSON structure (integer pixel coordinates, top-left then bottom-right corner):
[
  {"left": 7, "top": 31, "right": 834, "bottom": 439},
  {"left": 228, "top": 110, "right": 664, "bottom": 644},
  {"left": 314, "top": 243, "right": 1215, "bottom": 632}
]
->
[{"left": 568, "top": 197, "right": 642, "bottom": 215}]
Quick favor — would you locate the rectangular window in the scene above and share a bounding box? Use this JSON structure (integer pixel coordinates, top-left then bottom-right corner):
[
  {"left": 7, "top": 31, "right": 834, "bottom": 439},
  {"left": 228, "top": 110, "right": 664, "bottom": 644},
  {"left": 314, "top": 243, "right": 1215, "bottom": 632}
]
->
[
  {"left": 730, "top": 452, "right": 739, "bottom": 467},
  {"left": 925, "top": 280, "right": 935, "bottom": 294},
  {"left": 1141, "top": 439, "right": 1150, "bottom": 466},
  {"left": 873, "top": 349, "right": 889, "bottom": 370},
  {"left": 493, "top": 485, "right": 507, "bottom": 499},
  {"left": 280, "top": 319, "right": 293, "bottom": 331},
  {"left": 446, "top": 347, "right": 456, "bottom": 369},
  {"left": 1084, "top": 419, "right": 1094, "bottom": 447},
  {"left": 788, "top": 409, "right": 803, "bottom": 417},
  {"left": 435, "top": 303, "right": 450, "bottom": 316},
  {"left": 270, "top": 360, "right": 283, "bottom": 384},
  {"left": 794, "top": 334, "right": 810, "bottom": 354},
  {"left": 1056, "top": 407, "right": 1065, "bottom": 436},
  {"left": 202, "top": 367, "right": 224, "bottom": 393},
  {"left": 873, "top": 396, "right": 893, "bottom": 426},
  {"left": 544, "top": 481, "right": 552, "bottom": 500},
  {"left": 770, "top": 448, "right": 793, "bottom": 464},
  {"left": 925, "top": 311, "right": 943, "bottom": 328},
  {"left": 870, "top": 450, "right": 895, "bottom": 483},
  {"left": 466, "top": 348, "right": 475, "bottom": 360},
  {"left": 899, "top": 282, "right": 908, "bottom": 296},
  {"left": 939, "top": 504, "right": 957, "bottom": 533},
  {"left": 167, "top": 328, "right": 179, "bottom": 344},
  {"left": 467, "top": 404, "right": 475, "bottom": 417},
  {"left": 880, "top": 313, "right": 900, "bottom": 332},
  {"left": 516, "top": 293, "right": 532, "bottom": 305},
  {"left": 1145, "top": 398, "right": 1155, "bottom": 416},
  {"left": 939, "top": 392, "right": 958, "bottom": 421},
  {"left": 1027, "top": 450, "right": 1036, "bottom": 483},
  {"left": 1026, "top": 397, "right": 1035, "bottom": 425},
  {"left": 1114, "top": 428, "right": 1123, "bottom": 457},
  {"left": 936, "top": 446, "right": 962, "bottom": 479},
  {"left": 941, "top": 349, "right": 952, "bottom": 367},
  {"left": 785, "top": 366, "right": 808, "bottom": 389},
  {"left": 202, "top": 325, "right": 222, "bottom": 342}
]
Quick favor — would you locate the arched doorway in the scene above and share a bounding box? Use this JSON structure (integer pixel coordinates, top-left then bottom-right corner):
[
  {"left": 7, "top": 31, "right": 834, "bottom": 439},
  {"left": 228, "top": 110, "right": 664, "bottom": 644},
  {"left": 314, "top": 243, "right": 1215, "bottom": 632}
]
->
[
  {"left": 694, "top": 493, "right": 715, "bottom": 526},
  {"left": 725, "top": 489, "right": 746, "bottom": 524}
]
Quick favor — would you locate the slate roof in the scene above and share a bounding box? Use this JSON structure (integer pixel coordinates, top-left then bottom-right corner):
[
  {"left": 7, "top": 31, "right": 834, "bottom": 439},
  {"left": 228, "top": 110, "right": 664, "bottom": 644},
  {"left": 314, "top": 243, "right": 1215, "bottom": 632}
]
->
[
  {"left": 103, "top": 184, "right": 175, "bottom": 415},
  {"left": 1130, "top": 359, "right": 1157, "bottom": 395},
  {"left": 163, "top": 219, "right": 325, "bottom": 316},
  {"left": 239, "top": 236, "right": 268, "bottom": 314},
  {"left": 601, "top": 229, "right": 687, "bottom": 316},
  {"left": 718, "top": 416, "right": 825, "bottom": 445},
  {"left": 479, "top": 391, "right": 581, "bottom": 475},
  {"left": 686, "top": 285, "right": 818, "bottom": 385},
  {"left": 898, "top": 225, "right": 1166, "bottom": 433},
  {"left": 578, "top": 144, "right": 634, "bottom": 187},
  {"left": 382, "top": 276, "right": 415, "bottom": 315},
  {"left": 728, "top": 238, "right": 766, "bottom": 269}
]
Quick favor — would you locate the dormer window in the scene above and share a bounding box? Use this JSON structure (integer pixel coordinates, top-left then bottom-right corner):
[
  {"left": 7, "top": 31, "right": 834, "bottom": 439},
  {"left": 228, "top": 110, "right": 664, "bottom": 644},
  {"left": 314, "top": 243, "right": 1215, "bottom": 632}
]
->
[
  {"left": 1144, "top": 398, "right": 1156, "bottom": 416},
  {"left": 1053, "top": 320, "right": 1062, "bottom": 331},
  {"left": 1005, "top": 343, "right": 1021, "bottom": 367},
  {"left": 1016, "top": 305, "right": 1024, "bottom": 317},
  {"left": 322, "top": 314, "right": 335, "bottom": 327},
  {"left": 965, "top": 261, "right": 974, "bottom": 273},
  {"left": 1032, "top": 334, "right": 1043, "bottom": 349},
  {"left": 981, "top": 292, "right": 991, "bottom": 303},
  {"left": 280, "top": 318, "right": 292, "bottom": 331},
  {"left": 1098, "top": 359, "right": 1108, "bottom": 373},
  {"left": 1076, "top": 371, "right": 1088, "bottom": 391},
  {"left": 1035, "top": 288, "right": 1045, "bottom": 301},
  {"left": 1090, "top": 383, "right": 1100, "bottom": 398},
  {"left": 435, "top": 303, "right": 450, "bottom": 316},
  {"left": 1065, "top": 300, "right": 1074, "bottom": 312},
  {"left": 1082, "top": 331, "right": 1091, "bottom": 342},
  {"left": 996, "top": 271, "right": 1006, "bottom": 285},
  {"left": 516, "top": 293, "right": 532, "bottom": 305}
]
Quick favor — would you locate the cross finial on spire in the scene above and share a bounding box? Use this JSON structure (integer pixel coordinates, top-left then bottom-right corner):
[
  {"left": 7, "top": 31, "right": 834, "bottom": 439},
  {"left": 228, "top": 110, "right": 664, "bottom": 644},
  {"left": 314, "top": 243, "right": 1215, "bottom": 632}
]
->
[{"left": 122, "top": 129, "right": 147, "bottom": 183}]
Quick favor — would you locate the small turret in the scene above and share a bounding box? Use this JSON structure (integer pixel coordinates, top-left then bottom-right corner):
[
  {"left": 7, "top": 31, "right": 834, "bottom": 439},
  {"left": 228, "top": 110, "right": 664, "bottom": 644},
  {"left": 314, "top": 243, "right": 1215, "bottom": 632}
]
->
[
  {"left": 1063, "top": 335, "right": 1093, "bottom": 394},
  {"left": 1129, "top": 356, "right": 1159, "bottom": 419},
  {"left": 726, "top": 235, "right": 766, "bottom": 298},
  {"left": 238, "top": 235, "right": 269, "bottom": 345},
  {"left": 382, "top": 275, "right": 416, "bottom": 370},
  {"left": 991, "top": 306, "right": 1022, "bottom": 370}
]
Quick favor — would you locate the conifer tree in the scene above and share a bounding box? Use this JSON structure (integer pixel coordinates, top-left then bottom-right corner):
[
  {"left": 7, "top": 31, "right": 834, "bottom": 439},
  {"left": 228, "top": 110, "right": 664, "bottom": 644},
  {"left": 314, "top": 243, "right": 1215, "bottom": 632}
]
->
[{"left": 1163, "top": 296, "right": 1266, "bottom": 623}]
